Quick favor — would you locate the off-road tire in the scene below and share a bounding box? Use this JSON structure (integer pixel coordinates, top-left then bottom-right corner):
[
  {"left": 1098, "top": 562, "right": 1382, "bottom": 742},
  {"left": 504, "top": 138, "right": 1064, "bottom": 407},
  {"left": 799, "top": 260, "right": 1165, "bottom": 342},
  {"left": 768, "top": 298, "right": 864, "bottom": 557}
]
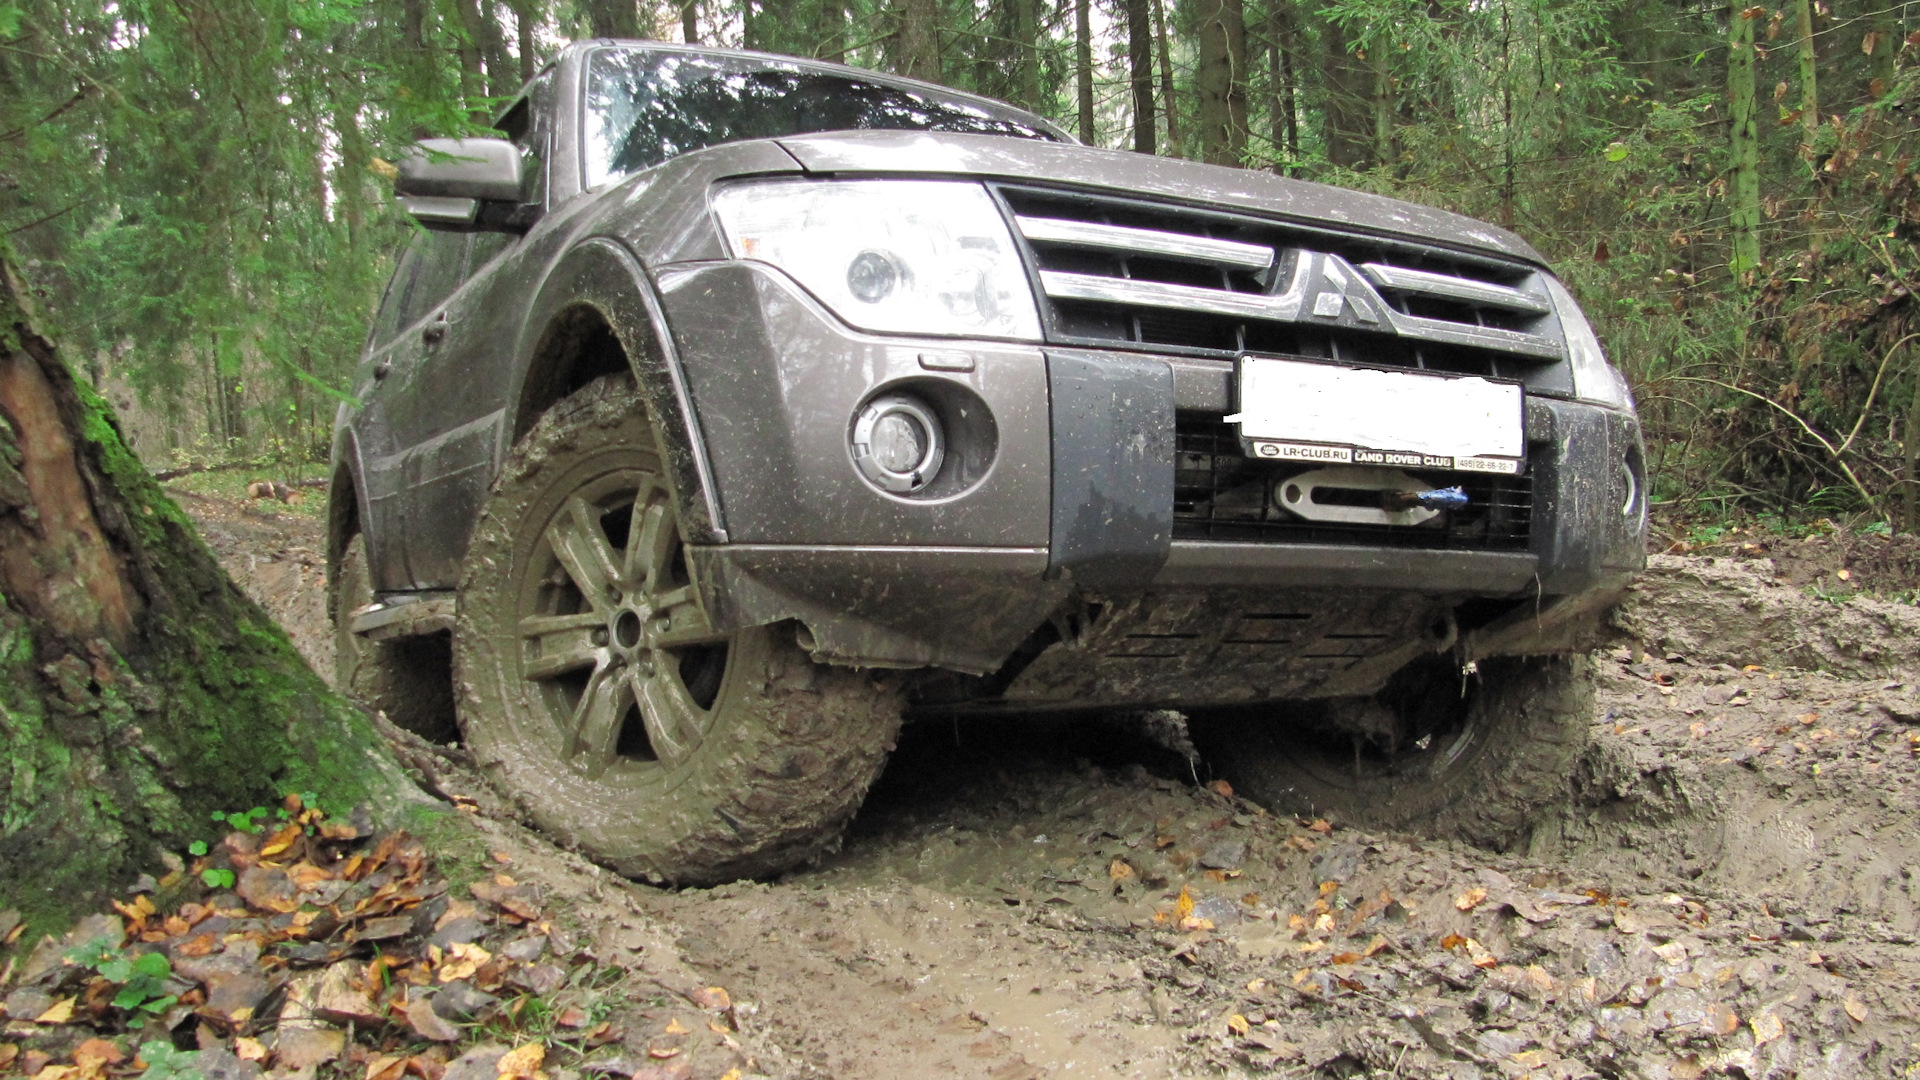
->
[
  {"left": 1198, "top": 655, "right": 1592, "bottom": 849},
  {"left": 453, "top": 376, "right": 903, "bottom": 885},
  {"left": 332, "top": 534, "right": 457, "bottom": 740}
]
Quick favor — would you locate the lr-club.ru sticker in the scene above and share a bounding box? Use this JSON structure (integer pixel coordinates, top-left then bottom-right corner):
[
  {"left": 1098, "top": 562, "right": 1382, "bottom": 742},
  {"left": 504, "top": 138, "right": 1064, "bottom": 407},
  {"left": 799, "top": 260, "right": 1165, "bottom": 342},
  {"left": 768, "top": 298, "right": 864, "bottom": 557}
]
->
[{"left": 1246, "top": 439, "right": 1524, "bottom": 475}]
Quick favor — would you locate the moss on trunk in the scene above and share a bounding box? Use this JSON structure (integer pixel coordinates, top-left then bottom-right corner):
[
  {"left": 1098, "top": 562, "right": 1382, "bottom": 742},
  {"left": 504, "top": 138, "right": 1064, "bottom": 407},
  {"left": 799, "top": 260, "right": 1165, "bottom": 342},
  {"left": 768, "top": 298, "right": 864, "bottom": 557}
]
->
[{"left": 0, "top": 250, "right": 425, "bottom": 940}]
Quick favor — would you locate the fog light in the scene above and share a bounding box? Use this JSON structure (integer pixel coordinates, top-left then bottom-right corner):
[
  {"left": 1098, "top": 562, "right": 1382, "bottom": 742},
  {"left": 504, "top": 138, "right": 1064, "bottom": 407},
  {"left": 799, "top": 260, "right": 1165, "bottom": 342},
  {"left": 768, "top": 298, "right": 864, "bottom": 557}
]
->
[{"left": 852, "top": 394, "right": 944, "bottom": 494}]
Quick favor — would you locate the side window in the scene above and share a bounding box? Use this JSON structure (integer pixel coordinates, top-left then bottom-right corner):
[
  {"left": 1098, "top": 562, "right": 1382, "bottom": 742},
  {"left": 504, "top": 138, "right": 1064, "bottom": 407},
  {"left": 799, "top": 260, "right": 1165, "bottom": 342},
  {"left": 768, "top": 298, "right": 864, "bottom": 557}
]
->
[
  {"left": 369, "top": 242, "right": 425, "bottom": 349},
  {"left": 396, "top": 231, "right": 468, "bottom": 330}
]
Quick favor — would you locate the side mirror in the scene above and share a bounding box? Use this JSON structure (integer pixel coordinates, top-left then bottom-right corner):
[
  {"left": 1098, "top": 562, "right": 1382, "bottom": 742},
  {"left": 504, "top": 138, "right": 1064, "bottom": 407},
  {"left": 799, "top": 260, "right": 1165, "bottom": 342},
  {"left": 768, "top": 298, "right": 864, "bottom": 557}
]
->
[{"left": 395, "top": 138, "right": 528, "bottom": 229}]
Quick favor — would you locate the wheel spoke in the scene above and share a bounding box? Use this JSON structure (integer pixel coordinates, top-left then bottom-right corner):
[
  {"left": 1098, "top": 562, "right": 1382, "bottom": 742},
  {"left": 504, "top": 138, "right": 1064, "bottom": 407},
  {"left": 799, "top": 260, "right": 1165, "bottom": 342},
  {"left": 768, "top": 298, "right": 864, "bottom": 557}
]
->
[
  {"left": 628, "top": 497, "right": 677, "bottom": 591},
  {"left": 523, "top": 631, "right": 606, "bottom": 682},
  {"left": 547, "top": 496, "right": 621, "bottom": 603},
  {"left": 647, "top": 604, "right": 726, "bottom": 651},
  {"left": 635, "top": 670, "right": 703, "bottom": 764},
  {"left": 570, "top": 662, "right": 633, "bottom": 780},
  {"left": 518, "top": 612, "right": 603, "bottom": 639}
]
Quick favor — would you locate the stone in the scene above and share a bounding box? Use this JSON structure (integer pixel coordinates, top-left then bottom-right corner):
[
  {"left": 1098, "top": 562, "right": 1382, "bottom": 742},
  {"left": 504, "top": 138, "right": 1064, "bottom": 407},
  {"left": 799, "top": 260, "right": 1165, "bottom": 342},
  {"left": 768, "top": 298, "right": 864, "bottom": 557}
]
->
[
  {"left": 431, "top": 980, "right": 500, "bottom": 1021},
  {"left": 1198, "top": 840, "right": 1246, "bottom": 871}
]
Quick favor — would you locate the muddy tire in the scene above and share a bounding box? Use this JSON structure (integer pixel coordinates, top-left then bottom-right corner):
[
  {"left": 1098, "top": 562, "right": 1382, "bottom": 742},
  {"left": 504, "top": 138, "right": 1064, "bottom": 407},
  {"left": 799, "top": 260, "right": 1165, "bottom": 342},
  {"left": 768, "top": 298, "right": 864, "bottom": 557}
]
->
[
  {"left": 1198, "top": 655, "right": 1592, "bottom": 849},
  {"left": 453, "top": 377, "right": 903, "bottom": 885},
  {"left": 332, "top": 534, "right": 456, "bottom": 740}
]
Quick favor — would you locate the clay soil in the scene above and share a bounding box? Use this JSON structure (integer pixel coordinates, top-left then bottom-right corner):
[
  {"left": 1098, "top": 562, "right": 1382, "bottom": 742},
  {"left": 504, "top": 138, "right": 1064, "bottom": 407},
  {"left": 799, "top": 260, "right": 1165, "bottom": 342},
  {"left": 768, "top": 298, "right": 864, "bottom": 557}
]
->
[{"left": 169, "top": 493, "right": 1920, "bottom": 1077}]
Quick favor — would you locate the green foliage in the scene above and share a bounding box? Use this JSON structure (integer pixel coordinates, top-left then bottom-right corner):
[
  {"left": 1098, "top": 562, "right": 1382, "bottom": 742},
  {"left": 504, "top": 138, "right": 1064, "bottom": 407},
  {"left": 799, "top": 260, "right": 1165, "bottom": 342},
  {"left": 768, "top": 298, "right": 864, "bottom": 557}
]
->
[
  {"left": 136, "top": 1041, "right": 205, "bottom": 1080},
  {"left": 65, "top": 938, "right": 179, "bottom": 1014}
]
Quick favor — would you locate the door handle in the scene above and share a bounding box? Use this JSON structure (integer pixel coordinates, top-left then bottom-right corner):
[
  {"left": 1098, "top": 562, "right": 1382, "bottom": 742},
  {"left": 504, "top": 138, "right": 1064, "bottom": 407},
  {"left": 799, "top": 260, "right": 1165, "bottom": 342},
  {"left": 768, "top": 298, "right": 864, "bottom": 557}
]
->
[
  {"left": 373, "top": 359, "right": 392, "bottom": 380},
  {"left": 422, "top": 321, "right": 446, "bottom": 345}
]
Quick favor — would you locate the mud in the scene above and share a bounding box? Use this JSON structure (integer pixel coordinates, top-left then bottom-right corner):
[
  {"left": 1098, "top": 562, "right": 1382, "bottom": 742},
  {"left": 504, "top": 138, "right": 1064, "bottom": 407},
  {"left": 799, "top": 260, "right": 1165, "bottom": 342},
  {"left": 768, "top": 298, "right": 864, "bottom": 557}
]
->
[{"left": 191, "top": 494, "right": 1920, "bottom": 1078}]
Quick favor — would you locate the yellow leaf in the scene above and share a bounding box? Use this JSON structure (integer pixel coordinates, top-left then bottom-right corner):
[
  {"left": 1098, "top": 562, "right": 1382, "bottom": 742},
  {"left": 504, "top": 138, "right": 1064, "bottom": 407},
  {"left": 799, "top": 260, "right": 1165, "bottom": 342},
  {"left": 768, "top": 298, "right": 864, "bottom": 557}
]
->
[
  {"left": 1455, "top": 887, "right": 1488, "bottom": 911},
  {"left": 663, "top": 1018, "right": 689, "bottom": 1035},
  {"left": 438, "top": 943, "right": 491, "bottom": 983},
  {"left": 1439, "top": 933, "right": 1468, "bottom": 951},
  {"left": 1108, "top": 859, "right": 1136, "bottom": 881},
  {"left": 720, "top": 1072, "right": 742, "bottom": 1080},
  {"left": 370, "top": 158, "right": 399, "bottom": 181},
  {"left": 495, "top": 1043, "right": 545, "bottom": 1080},
  {"left": 234, "top": 1039, "right": 268, "bottom": 1063},
  {"left": 34, "top": 997, "right": 75, "bottom": 1025},
  {"left": 365, "top": 1055, "right": 407, "bottom": 1080},
  {"left": 1363, "top": 935, "right": 1390, "bottom": 957},
  {"left": 1175, "top": 886, "right": 1194, "bottom": 921},
  {"left": 1226, "top": 1014, "right": 1250, "bottom": 1036},
  {"left": 1751, "top": 1012, "right": 1785, "bottom": 1045},
  {"left": 259, "top": 824, "right": 303, "bottom": 858},
  {"left": 1246, "top": 978, "right": 1267, "bottom": 993}
]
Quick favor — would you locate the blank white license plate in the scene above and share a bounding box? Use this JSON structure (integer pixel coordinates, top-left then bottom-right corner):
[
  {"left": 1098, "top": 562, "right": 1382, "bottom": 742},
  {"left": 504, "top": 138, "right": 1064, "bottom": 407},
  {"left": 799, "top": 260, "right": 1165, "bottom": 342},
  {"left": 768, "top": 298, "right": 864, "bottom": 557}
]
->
[{"left": 1225, "top": 358, "right": 1525, "bottom": 474}]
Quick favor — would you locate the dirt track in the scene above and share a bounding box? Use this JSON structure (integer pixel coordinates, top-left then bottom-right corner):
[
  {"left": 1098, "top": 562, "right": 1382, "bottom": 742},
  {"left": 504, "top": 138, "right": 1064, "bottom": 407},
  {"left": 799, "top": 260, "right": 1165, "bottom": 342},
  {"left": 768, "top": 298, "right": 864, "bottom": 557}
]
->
[{"left": 186, "top": 492, "right": 1920, "bottom": 1079}]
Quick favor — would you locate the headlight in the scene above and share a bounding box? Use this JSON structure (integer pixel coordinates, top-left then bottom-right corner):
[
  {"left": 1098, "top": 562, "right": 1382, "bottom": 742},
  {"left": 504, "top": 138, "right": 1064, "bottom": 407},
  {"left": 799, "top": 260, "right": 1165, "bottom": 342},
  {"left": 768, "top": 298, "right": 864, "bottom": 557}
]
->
[
  {"left": 1544, "top": 276, "right": 1633, "bottom": 409},
  {"left": 711, "top": 179, "right": 1042, "bottom": 341}
]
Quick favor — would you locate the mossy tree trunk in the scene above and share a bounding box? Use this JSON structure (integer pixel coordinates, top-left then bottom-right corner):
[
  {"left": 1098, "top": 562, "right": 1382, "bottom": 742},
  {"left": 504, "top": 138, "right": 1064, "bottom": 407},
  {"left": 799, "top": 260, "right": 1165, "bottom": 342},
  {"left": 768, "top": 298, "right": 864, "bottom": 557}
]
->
[{"left": 0, "top": 253, "right": 424, "bottom": 937}]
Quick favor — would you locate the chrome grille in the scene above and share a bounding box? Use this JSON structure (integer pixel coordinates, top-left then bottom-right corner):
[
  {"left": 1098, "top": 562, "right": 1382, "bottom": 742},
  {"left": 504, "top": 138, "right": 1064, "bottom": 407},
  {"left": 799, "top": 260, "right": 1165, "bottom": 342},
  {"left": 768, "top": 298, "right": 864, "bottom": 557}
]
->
[{"left": 1001, "top": 187, "right": 1565, "bottom": 376}]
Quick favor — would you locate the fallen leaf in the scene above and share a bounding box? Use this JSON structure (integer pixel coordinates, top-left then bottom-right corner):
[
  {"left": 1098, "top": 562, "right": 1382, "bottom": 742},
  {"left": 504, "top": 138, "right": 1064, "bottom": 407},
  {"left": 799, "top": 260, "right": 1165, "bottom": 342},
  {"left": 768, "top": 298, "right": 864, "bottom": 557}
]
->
[
  {"left": 0, "top": 1045, "right": 16, "bottom": 1072},
  {"left": 1175, "top": 886, "right": 1194, "bottom": 921},
  {"left": 1455, "top": 887, "right": 1488, "bottom": 912},
  {"left": 688, "top": 986, "right": 731, "bottom": 1011},
  {"left": 1362, "top": 935, "right": 1391, "bottom": 957},
  {"left": 495, "top": 1043, "right": 545, "bottom": 1080},
  {"left": 72, "top": 1039, "right": 127, "bottom": 1078},
  {"left": 366, "top": 1055, "right": 408, "bottom": 1080},
  {"left": 663, "top": 1018, "right": 689, "bottom": 1035},
  {"left": 1704, "top": 1002, "right": 1739, "bottom": 1036},
  {"left": 1226, "top": 1014, "right": 1250, "bottom": 1036},
  {"left": 1208, "top": 780, "right": 1234, "bottom": 797},
  {"left": 1439, "top": 933, "right": 1468, "bottom": 951},
  {"left": 1246, "top": 978, "right": 1267, "bottom": 993},
  {"left": 259, "top": 824, "right": 303, "bottom": 859},
  {"left": 1752, "top": 1012, "right": 1785, "bottom": 1045},
  {"left": 1844, "top": 995, "right": 1869, "bottom": 1023},
  {"left": 1308, "top": 819, "right": 1332, "bottom": 834},
  {"left": 439, "top": 943, "right": 492, "bottom": 983},
  {"left": 405, "top": 997, "right": 460, "bottom": 1042},
  {"left": 1837, "top": 568, "right": 1852, "bottom": 581},
  {"left": 646, "top": 1047, "right": 681, "bottom": 1060},
  {"left": 34, "top": 998, "right": 74, "bottom": 1025},
  {"left": 1108, "top": 859, "right": 1135, "bottom": 881},
  {"left": 1329, "top": 952, "right": 1362, "bottom": 965}
]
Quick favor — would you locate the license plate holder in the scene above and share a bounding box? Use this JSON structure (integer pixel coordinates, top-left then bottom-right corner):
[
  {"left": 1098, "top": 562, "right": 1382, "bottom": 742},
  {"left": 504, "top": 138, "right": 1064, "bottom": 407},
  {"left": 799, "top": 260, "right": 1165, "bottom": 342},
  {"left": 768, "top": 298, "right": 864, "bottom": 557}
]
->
[{"left": 1225, "top": 357, "right": 1526, "bottom": 475}]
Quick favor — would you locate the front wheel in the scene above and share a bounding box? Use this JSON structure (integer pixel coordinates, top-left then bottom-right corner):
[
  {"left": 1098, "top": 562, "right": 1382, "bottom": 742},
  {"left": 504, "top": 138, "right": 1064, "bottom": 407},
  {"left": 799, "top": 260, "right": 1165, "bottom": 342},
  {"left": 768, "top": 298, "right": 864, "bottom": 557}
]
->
[
  {"left": 1195, "top": 655, "right": 1593, "bottom": 849},
  {"left": 454, "top": 377, "right": 902, "bottom": 885}
]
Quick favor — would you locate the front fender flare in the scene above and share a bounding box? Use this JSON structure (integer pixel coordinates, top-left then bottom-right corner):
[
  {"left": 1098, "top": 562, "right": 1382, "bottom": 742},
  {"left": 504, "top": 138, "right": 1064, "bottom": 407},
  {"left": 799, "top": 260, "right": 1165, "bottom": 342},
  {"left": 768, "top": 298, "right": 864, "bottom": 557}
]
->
[{"left": 511, "top": 236, "right": 727, "bottom": 543}]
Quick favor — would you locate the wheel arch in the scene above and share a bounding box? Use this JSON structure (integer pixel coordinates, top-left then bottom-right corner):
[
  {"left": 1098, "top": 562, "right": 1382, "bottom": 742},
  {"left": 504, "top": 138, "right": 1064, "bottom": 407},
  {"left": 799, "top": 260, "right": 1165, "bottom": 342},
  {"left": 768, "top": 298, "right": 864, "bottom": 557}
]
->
[
  {"left": 326, "top": 430, "right": 375, "bottom": 615},
  {"left": 510, "top": 237, "right": 727, "bottom": 543}
]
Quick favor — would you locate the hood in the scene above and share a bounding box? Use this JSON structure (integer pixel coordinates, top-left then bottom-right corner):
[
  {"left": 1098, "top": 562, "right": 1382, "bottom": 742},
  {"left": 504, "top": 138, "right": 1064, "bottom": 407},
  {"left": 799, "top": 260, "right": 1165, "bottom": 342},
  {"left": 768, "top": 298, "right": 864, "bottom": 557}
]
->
[{"left": 774, "top": 130, "right": 1545, "bottom": 266}]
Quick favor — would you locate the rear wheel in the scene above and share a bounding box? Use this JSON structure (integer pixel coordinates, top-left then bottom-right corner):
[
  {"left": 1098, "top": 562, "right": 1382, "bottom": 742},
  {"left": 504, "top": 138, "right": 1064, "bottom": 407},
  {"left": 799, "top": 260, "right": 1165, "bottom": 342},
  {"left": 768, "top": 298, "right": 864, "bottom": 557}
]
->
[
  {"left": 453, "top": 377, "right": 902, "bottom": 884},
  {"left": 1196, "top": 655, "right": 1592, "bottom": 849},
  {"left": 332, "top": 534, "right": 456, "bottom": 740}
]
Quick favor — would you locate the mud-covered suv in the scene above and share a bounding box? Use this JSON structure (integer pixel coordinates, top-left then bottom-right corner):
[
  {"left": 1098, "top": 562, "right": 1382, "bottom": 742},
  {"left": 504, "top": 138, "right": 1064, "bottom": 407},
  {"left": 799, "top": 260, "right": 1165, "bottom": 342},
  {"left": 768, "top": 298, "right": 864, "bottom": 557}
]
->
[{"left": 330, "top": 40, "right": 1646, "bottom": 884}]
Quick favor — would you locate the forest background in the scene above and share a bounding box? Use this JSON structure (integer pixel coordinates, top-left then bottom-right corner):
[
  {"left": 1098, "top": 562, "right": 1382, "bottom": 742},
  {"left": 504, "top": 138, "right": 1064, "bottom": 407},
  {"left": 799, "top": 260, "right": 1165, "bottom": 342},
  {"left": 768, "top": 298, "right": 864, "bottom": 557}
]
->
[{"left": 4, "top": 0, "right": 1920, "bottom": 529}]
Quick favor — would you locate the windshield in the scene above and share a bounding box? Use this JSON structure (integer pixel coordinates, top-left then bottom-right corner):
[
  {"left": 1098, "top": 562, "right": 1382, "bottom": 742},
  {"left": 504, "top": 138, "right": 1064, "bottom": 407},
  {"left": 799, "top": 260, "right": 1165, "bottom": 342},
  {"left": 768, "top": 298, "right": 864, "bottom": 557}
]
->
[{"left": 583, "top": 48, "right": 1062, "bottom": 187}]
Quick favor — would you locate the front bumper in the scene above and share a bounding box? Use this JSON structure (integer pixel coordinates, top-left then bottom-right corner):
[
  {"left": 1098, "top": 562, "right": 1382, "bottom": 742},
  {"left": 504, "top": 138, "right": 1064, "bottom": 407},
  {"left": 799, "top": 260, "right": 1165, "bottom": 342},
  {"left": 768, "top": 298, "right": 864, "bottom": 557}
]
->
[{"left": 657, "top": 260, "right": 1645, "bottom": 683}]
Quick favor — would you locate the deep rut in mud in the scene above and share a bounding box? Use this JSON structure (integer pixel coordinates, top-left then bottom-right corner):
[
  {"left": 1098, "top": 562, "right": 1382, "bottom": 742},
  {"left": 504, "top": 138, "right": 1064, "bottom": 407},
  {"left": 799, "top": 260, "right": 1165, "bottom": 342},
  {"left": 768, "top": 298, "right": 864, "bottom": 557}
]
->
[{"left": 193, "top": 494, "right": 1920, "bottom": 1079}]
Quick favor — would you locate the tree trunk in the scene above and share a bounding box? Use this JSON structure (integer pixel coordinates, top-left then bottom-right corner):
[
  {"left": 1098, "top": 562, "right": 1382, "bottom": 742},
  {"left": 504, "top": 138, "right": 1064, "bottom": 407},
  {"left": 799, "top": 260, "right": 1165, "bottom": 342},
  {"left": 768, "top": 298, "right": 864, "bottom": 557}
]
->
[
  {"left": 682, "top": 0, "right": 699, "bottom": 44},
  {"left": 1195, "top": 0, "right": 1248, "bottom": 166},
  {"left": 1870, "top": 1, "right": 1897, "bottom": 97},
  {"left": 1370, "top": 36, "right": 1393, "bottom": 173},
  {"left": 1728, "top": 1, "right": 1762, "bottom": 278},
  {"left": 1125, "top": 0, "right": 1155, "bottom": 153},
  {"left": 0, "top": 253, "right": 422, "bottom": 937},
  {"left": 516, "top": 1, "right": 537, "bottom": 82},
  {"left": 893, "top": 0, "right": 941, "bottom": 82},
  {"left": 1076, "top": 0, "right": 1096, "bottom": 142},
  {"left": 1268, "top": 0, "right": 1298, "bottom": 174},
  {"left": 1012, "top": 0, "right": 1044, "bottom": 112},
  {"left": 583, "top": 0, "right": 643, "bottom": 38},
  {"left": 1793, "top": 0, "right": 1817, "bottom": 139},
  {"left": 1320, "top": 16, "right": 1371, "bottom": 168},
  {"left": 1153, "top": 0, "right": 1181, "bottom": 156}
]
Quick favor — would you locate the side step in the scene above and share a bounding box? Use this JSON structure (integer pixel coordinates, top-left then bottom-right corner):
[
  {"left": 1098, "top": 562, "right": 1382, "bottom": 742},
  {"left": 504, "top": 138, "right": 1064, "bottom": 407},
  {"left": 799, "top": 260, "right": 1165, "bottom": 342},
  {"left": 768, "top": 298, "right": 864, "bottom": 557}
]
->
[{"left": 350, "top": 594, "right": 456, "bottom": 641}]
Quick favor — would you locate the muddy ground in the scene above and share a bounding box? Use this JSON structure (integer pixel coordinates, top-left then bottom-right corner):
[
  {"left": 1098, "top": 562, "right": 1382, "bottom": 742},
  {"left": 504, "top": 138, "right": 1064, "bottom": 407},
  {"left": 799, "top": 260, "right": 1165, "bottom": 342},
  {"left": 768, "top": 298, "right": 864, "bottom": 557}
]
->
[{"left": 178, "top": 489, "right": 1920, "bottom": 1078}]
